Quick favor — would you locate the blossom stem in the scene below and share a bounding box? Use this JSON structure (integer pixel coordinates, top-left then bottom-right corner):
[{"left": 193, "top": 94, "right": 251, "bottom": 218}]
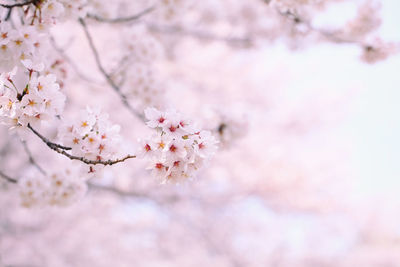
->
[{"left": 21, "top": 140, "right": 47, "bottom": 175}]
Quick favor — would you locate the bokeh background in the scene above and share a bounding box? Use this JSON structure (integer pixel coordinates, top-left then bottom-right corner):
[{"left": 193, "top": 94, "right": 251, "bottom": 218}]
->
[{"left": 1, "top": 0, "right": 400, "bottom": 266}]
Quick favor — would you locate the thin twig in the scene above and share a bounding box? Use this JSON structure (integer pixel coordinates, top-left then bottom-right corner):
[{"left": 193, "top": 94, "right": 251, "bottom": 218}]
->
[
  {"left": 0, "top": 0, "right": 35, "bottom": 8},
  {"left": 28, "top": 124, "right": 136, "bottom": 166},
  {"left": 89, "top": 183, "right": 179, "bottom": 205},
  {"left": 4, "top": 6, "right": 12, "bottom": 20},
  {"left": 0, "top": 170, "right": 17, "bottom": 184},
  {"left": 89, "top": 183, "right": 149, "bottom": 198},
  {"left": 27, "top": 124, "right": 71, "bottom": 150},
  {"left": 278, "top": 9, "right": 360, "bottom": 46},
  {"left": 79, "top": 18, "right": 145, "bottom": 122},
  {"left": 49, "top": 35, "right": 98, "bottom": 83},
  {"left": 87, "top": 6, "right": 155, "bottom": 24},
  {"left": 148, "top": 24, "right": 252, "bottom": 47},
  {"left": 0, "top": 137, "right": 12, "bottom": 157},
  {"left": 21, "top": 140, "right": 47, "bottom": 175}
]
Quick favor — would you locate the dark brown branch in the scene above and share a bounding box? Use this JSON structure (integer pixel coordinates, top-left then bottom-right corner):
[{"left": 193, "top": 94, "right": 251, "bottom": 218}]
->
[
  {"left": 28, "top": 124, "right": 136, "bottom": 166},
  {"left": 0, "top": 170, "right": 17, "bottom": 184},
  {"left": 79, "top": 18, "right": 145, "bottom": 122},
  {"left": 87, "top": 6, "right": 154, "bottom": 24},
  {"left": 4, "top": 5, "right": 12, "bottom": 20},
  {"left": 27, "top": 124, "right": 71, "bottom": 151},
  {"left": 0, "top": 0, "right": 35, "bottom": 8},
  {"left": 55, "top": 150, "right": 136, "bottom": 166}
]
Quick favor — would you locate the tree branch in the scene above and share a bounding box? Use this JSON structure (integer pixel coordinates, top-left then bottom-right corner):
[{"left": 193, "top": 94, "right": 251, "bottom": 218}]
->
[
  {"left": 79, "top": 18, "right": 145, "bottom": 122},
  {"left": 87, "top": 6, "right": 154, "bottom": 24},
  {"left": 49, "top": 35, "right": 98, "bottom": 83},
  {"left": 4, "top": 5, "right": 12, "bottom": 20},
  {"left": 28, "top": 124, "right": 136, "bottom": 166},
  {"left": 88, "top": 183, "right": 180, "bottom": 205},
  {"left": 89, "top": 183, "right": 151, "bottom": 199},
  {"left": 278, "top": 9, "right": 360, "bottom": 45},
  {"left": 148, "top": 24, "right": 252, "bottom": 47},
  {"left": 27, "top": 124, "right": 71, "bottom": 151},
  {"left": 21, "top": 140, "right": 47, "bottom": 175},
  {"left": 0, "top": 170, "right": 17, "bottom": 184},
  {"left": 0, "top": 0, "right": 35, "bottom": 8}
]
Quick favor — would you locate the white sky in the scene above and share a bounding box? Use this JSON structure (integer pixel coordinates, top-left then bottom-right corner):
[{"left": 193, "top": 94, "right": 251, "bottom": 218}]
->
[
  {"left": 256, "top": 0, "right": 400, "bottom": 199},
  {"left": 338, "top": 0, "right": 400, "bottom": 197},
  {"left": 308, "top": 0, "right": 400, "bottom": 198}
]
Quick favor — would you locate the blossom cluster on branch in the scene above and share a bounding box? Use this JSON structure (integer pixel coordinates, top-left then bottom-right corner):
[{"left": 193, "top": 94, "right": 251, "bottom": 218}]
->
[
  {"left": 0, "top": 0, "right": 220, "bottom": 207},
  {"left": 139, "top": 108, "right": 218, "bottom": 183},
  {"left": 0, "top": 63, "right": 65, "bottom": 130},
  {"left": 58, "top": 107, "right": 122, "bottom": 176},
  {"left": 0, "top": 22, "right": 47, "bottom": 71}
]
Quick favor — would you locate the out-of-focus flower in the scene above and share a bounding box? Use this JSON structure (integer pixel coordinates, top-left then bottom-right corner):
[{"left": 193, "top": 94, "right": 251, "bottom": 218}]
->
[
  {"left": 361, "top": 40, "right": 399, "bottom": 64},
  {"left": 18, "top": 168, "right": 87, "bottom": 207}
]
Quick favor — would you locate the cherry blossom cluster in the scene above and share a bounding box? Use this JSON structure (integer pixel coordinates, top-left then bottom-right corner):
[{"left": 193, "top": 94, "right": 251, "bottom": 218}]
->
[
  {"left": 138, "top": 108, "right": 218, "bottom": 183},
  {"left": 58, "top": 107, "right": 122, "bottom": 175},
  {"left": 86, "top": 0, "right": 131, "bottom": 20},
  {"left": 22, "top": 0, "right": 88, "bottom": 24},
  {"left": 58, "top": 0, "right": 89, "bottom": 19},
  {"left": 155, "top": 0, "right": 192, "bottom": 22},
  {"left": 0, "top": 22, "right": 48, "bottom": 72},
  {"left": 344, "top": 1, "right": 381, "bottom": 40},
  {"left": 0, "top": 63, "right": 65, "bottom": 130},
  {"left": 18, "top": 168, "right": 87, "bottom": 207},
  {"left": 123, "top": 27, "right": 162, "bottom": 65},
  {"left": 122, "top": 63, "right": 165, "bottom": 111},
  {"left": 361, "top": 40, "right": 399, "bottom": 64}
]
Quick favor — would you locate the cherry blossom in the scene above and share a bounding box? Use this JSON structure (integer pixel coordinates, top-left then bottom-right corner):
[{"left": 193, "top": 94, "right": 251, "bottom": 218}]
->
[
  {"left": 0, "top": 21, "right": 49, "bottom": 72},
  {"left": 0, "top": 66, "right": 65, "bottom": 130},
  {"left": 142, "top": 107, "right": 218, "bottom": 183},
  {"left": 58, "top": 107, "right": 122, "bottom": 176},
  {"left": 18, "top": 168, "right": 88, "bottom": 207}
]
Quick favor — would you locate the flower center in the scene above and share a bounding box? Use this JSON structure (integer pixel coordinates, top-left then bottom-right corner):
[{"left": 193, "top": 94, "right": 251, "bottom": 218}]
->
[
  {"left": 145, "top": 144, "right": 151, "bottom": 151},
  {"left": 155, "top": 163, "right": 164, "bottom": 169},
  {"left": 170, "top": 145, "right": 177, "bottom": 152}
]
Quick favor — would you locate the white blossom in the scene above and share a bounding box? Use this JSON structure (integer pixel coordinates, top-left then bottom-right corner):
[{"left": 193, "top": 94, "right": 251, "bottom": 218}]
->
[
  {"left": 0, "top": 66, "right": 65, "bottom": 130},
  {"left": 143, "top": 107, "right": 218, "bottom": 183},
  {"left": 58, "top": 107, "right": 122, "bottom": 176},
  {"left": 0, "top": 21, "right": 48, "bottom": 72}
]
